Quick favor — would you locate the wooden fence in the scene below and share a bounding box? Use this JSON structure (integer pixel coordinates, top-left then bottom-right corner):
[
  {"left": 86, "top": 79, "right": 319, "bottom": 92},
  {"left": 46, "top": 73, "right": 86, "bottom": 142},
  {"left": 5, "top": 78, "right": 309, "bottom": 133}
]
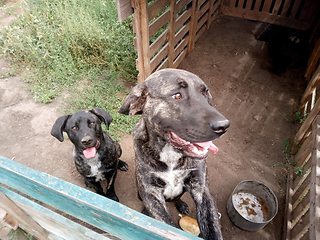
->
[
  {"left": 284, "top": 21, "right": 320, "bottom": 240},
  {"left": 284, "top": 115, "right": 320, "bottom": 240},
  {"left": 131, "top": 0, "right": 222, "bottom": 82},
  {"left": 0, "top": 155, "right": 200, "bottom": 240},
  {"left": 117, "top": 0, "right": 320, "bottom": 82}
]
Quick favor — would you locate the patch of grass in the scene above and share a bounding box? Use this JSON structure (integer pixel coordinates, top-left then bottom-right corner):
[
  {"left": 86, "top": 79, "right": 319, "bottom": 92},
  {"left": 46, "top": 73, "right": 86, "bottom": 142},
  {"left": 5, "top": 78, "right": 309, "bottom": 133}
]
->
[
  {"left": 286, "top": 111, "right": 308, "bottom": 123},
  {"left": 0, "top": 0, "right": 139, "bottom": 138},
  {"left": 64, "top": 69, "right": 139, "bottom": 141},
  {"left": 7, "top": 228, "right": 35, "bottom": 240}
]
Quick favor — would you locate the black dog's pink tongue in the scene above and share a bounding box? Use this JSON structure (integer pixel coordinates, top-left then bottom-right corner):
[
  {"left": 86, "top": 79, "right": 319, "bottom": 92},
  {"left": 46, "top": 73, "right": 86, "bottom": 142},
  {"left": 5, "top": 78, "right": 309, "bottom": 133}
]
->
[
  {"left": 83, "top": 147, "right": 97, "bottom": 159},
  {"left": 195, "top": 141, "right": 218, "bottom": 154}
]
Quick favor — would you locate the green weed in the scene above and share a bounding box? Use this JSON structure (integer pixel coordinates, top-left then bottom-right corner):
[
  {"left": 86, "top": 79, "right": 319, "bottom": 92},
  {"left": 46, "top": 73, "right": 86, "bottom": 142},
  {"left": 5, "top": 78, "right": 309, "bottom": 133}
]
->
[
  {"left": 271, "top": 138, "right": 309, "bottom": 180},
  {"left": 0, "top": 0, "right": 139, "bottom": 138},
  {"left": 286, "top": 111, "right": 308, "bottom": 123}
]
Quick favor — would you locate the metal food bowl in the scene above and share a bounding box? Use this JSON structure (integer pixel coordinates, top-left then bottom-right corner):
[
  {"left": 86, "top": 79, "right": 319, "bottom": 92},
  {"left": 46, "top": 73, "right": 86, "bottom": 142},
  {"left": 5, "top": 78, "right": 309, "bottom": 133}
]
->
[{"left": 227, "top": 180, "right": 278, "bottom": 231}]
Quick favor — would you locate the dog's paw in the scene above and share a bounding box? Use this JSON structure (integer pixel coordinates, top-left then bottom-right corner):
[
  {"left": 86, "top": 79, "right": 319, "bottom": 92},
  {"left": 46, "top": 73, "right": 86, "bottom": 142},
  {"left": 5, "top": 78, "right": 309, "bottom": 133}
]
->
[
  {"left": 141, "top": 207, "right": 150, "bottom": 216},
  {"left": 118, "top": 160, "right": 129, "bottom": 171},
  {"left": 106, "top": 192, "right": 119, "bottom": 202},
  {"left": 175, "top": 199, "right": 189, "bottom": 214}
]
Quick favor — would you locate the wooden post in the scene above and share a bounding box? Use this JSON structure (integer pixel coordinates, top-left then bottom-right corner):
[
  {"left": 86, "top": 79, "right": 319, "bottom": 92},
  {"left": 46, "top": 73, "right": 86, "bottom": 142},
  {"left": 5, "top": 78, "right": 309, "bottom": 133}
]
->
[
  {"left": 206, "top": 0, "right": 215, "bottom": 30},
  {"left": 0, "top": 208, "right": 19, "bottom": 238},
  {"left": 283, "top": 169, "right": 294, "bottom": 240},
  {"left": 132, "top": 0, "right": 150, "bottom": 82},
  {"left": 188, "top": 0, "right": 198, "bottom": 52},
  {"left": 310, "top": 115, "right": 320, "bottom": 239},
  {"left": 0, "top": 192, "right": 49, "bottom": 239},
  {"left": 168, "top": 0, "right": 177, "bottom": 67}
]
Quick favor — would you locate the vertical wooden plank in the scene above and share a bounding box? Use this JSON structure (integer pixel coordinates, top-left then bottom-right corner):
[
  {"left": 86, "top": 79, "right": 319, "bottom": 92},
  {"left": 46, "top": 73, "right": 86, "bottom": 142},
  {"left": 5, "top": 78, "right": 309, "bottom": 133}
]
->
[
  {"left": 289, "top": 0, "right": 303, "bottom": 19},
  {"left": 116, "top": 0, "right": 134, "bottom": 22},
  {"left": 280, "top": 0, "right": 293, "bottom": 17},
  {"left": 0, "top": 192, "right": 50, "bottom": 239},
  {"left": 272, "top": 0, "right": 283, "bottom": 15},
  {"left": 253, "top": 0, "right": 263, "bottom": 11},
  {"left": 237, "top": 0, "right": 245, "bottom": 8},
  {"left": 206, "top": 0, "right": 215, "bottom": 29},
  {"left": 132, "top": 0, "right": 151, "bottom": 82},
  {"left": 262, "top": 0, "right": 273, "bottom": 13},
  {"left": 245, "top": 0, "right": 254, "bottom": 10},
  {"left": 284, "top": 169, "right": 294, "bottom": 240},
  {"left": 310, "top": 115, "right": 320, "bottom": 240},
  {"left": 168, "top": 0, "right": 177, "bottom": 67},
  {"left": 188, "top": 0, "right": 198, "bottom": 52}
]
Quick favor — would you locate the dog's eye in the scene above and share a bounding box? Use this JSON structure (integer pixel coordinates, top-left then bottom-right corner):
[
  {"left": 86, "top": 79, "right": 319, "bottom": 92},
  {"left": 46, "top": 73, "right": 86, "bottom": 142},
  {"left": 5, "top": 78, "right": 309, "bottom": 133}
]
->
[
  {"left": 90, "top": 122, "right": 95, "bottom": 126},
  {"left": 71, "top": 126, "right": 78, "bottom": 131},
  {"left": 172, "top": 93, "right": 182, "bottom": 99},
  {"left": 204, "top": 89, "right": 209, "bottom": 97}
]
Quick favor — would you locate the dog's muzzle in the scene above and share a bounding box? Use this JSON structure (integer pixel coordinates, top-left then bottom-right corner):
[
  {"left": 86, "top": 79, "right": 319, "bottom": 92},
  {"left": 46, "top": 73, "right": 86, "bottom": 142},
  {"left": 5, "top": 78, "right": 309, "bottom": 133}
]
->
[{"left": 167, "top": 132, "right": 219, "bottom": 159}]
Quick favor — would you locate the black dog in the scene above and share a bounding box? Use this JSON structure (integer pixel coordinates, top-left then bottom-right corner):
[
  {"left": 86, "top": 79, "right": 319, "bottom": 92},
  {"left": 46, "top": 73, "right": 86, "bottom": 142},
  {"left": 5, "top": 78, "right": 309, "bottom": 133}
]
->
[
  {"left": 51, "top": 108, "right": 128, "bottom": 202},
  {"left": 119, "top": 69, "right": 229, "bottom": 240}
]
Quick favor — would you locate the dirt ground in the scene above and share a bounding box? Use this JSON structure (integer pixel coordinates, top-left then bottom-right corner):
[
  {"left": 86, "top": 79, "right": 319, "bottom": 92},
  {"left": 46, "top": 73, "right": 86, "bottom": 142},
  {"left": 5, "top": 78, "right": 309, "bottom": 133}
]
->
[{"left": 0, "top": 9, "right": 308, "bottom": 240}]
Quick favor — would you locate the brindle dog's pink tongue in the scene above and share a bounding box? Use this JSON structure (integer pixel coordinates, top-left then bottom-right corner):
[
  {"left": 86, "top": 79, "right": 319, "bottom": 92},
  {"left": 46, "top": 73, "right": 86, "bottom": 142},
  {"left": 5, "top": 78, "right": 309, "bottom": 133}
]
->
[
  {"left": 196, "top": 141, "right": 218, "bottom": 154},
  {"left": 83, "top": 147, "right": 97, "bottom": 159}
]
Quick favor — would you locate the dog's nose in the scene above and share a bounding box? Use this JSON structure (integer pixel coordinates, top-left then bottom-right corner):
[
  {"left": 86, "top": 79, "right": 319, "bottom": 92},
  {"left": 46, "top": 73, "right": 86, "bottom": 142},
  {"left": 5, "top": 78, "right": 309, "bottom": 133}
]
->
[
  {"left": 209, "top": 120, "right": 230, "bottom": 134},
  {"left": 81, "top": 136, "right": 93, "bottom": 145}
]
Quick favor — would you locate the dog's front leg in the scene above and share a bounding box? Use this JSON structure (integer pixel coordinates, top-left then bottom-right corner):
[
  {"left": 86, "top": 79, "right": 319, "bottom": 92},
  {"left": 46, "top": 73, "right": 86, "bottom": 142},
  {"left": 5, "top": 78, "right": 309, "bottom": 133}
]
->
[
  {"left": 190, "top": 187, "right": 223, "bottom": 240},
  {"left": 140, "top": 191, "right": 177, "bottom": 227}
]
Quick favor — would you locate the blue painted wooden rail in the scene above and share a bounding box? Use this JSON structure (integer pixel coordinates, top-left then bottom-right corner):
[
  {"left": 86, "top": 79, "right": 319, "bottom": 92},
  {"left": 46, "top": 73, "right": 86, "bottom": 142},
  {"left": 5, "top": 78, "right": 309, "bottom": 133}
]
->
[{"left": 0, "top": 155, "right": 200, "bottom": 240}]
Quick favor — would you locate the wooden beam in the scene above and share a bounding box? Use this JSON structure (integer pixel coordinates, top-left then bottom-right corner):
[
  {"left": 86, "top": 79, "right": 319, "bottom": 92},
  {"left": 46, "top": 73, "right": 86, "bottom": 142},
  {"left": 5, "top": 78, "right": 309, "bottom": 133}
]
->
[
  {"left": 188, "top": 0, "right": 198, "bottom": 52},
  {"left": 132, "top": 0, "right": 151, "bottom": 82},
  {"left": 221, "top": 6, "right": 312, "bottom": 30},
  {"left": 0, "top": 192, "right": 50, "bottom": 239},
  {"left": 0, "top": 208, "right": 19, "bottom": 238},
  {"left": 305, "top": 39, "right": 320, "bottom": 81},
  {"left": 310, "top": 116, "right": 320, "bottom": 239},
  {"left": 0, "top": 186, "right": 111, "bottom": 240},
  {"left": 283, "top": 169, "right": 294, "bottom": 240},
  {"left": 0, "top": 156, "right": 200, "bottom": 240},
  {"left": 168, "top": 0, "right": 177, "bottom": 67},
  {"left": 291, "top": 95, "right": 320, "bottom": 151},
  {"left": 301, "top": 65, "right": 320, "bottom": 106},
  {"left": 116, "top": 0, "right": 133, "bottom": 22}
]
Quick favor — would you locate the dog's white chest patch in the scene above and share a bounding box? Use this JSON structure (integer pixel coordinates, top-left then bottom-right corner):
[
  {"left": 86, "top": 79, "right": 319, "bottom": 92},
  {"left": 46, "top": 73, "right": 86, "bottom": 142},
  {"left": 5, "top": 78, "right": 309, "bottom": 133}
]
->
[
  {"left": 86, "top": 154, "right": 105, "bottom": 182},
  {"left": 157, "top": 144, "right": 187, "bottom": 200},
  {"left": 74, "top": 147, "right": 105, "bottom": 182}
]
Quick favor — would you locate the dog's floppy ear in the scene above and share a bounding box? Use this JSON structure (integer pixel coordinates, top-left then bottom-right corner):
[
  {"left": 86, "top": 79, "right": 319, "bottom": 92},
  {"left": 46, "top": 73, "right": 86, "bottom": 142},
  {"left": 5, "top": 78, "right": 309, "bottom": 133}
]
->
[
  {"left": 118, "top": 83, "right": 147, "bottom": 116},
  {"left": 90, "top": 108, "right": 113, "bottom": 129},
  {"left": 51, "top": 115, "right": 69, "bottom": 142}
]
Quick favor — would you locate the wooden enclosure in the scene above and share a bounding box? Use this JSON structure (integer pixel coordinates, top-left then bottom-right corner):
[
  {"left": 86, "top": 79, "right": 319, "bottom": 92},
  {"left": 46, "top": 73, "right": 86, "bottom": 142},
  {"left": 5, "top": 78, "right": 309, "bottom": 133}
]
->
[
  {"left": 117, "top": 0, "right": 320, "bottom": 81},
  {"left": 116, "top": 0, "right": 320, "bottom": 239}
]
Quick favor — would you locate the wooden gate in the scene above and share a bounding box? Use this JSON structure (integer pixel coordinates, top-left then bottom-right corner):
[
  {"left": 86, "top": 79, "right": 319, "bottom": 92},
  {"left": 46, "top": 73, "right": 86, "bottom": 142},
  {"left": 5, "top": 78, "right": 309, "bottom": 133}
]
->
[
  {"left": 117, "top": 0, "right": 320, "bottom": 82},
  {"left": 0, "top": 156, "right": 200, "bottom": 240}
]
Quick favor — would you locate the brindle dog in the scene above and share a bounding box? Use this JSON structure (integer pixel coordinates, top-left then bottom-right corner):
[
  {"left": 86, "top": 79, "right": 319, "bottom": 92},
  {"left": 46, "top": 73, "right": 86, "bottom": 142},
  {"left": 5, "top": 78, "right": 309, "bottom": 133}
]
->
[
  {"left": 51, "top": 108, "right": 128, "bottom": 202},
  {"left": 119, "top": 69, "right": 229, "bottom": 239}
]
